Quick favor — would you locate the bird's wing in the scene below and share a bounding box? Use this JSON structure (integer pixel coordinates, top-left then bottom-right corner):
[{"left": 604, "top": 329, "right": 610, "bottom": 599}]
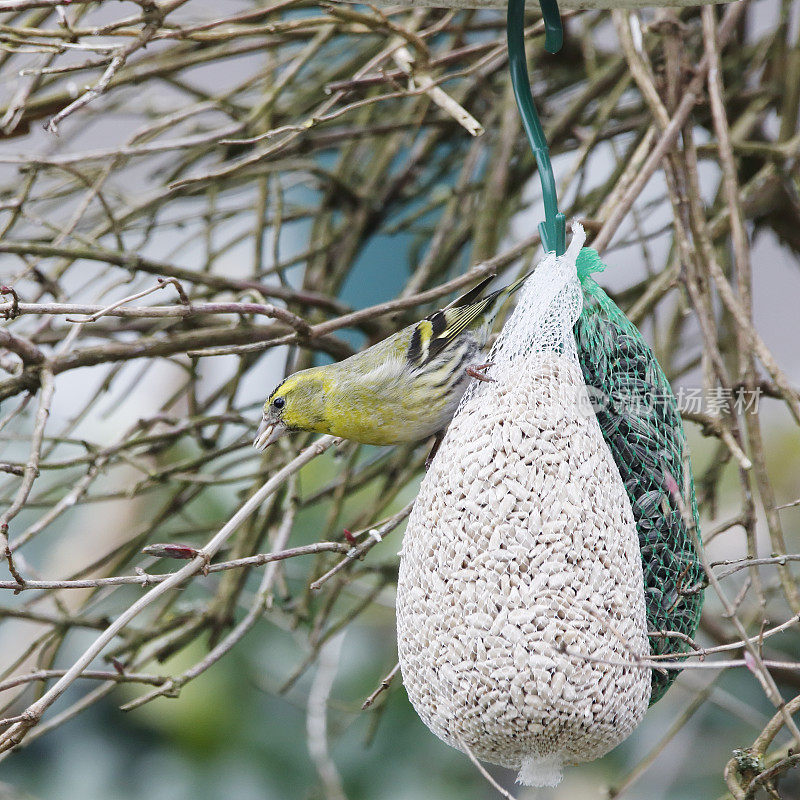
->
[
  {"left": 405, "top": 271, "right": 532, "bottom": 370},
  {"left": 442, "top": 274, "right": 496, "bottom": 310},
  {"left": 406, "top": 294, "right": 494, "bottom": 369}
]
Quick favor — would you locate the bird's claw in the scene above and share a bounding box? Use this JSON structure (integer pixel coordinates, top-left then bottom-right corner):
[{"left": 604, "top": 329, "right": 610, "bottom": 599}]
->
[
  {"left": 425, "top": 431, "right": 445, "bottom": 470},
  {"left": 466, "top": 362, "right": 494, "bottom": 383}
]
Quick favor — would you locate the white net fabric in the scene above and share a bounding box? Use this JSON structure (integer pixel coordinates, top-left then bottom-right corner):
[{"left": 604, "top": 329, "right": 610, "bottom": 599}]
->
[{"left": 396, "top": 224, "right": 651, "bottom": 786}]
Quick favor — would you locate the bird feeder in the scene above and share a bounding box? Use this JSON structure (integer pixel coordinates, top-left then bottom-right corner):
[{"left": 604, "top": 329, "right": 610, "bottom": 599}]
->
[
  {"left": 397, "top": 226, "right": 653, "bottom": 787},
  {"left": 394, "top": 0, "right": 705, "bottom": 785}
]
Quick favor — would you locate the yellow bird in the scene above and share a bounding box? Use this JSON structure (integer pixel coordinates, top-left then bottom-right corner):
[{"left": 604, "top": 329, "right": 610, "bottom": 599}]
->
[{"left": 254, "top": 271, "right": 530, "bottom": 455}]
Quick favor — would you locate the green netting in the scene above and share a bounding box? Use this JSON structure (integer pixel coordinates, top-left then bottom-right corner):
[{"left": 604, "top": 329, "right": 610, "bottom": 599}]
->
[{"left": 573, "top": 248, "right": 704, "bottom": 704}]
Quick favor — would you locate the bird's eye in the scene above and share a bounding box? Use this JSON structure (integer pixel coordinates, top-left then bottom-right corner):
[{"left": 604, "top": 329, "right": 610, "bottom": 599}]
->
[{"left": 272, "top": 397, "right": 285, "bottom": 410}]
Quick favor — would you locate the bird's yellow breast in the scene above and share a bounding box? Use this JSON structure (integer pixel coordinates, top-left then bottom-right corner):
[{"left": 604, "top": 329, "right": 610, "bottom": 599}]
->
[{"left": 316, "top": 353, "right": 463, "bottom": 445}]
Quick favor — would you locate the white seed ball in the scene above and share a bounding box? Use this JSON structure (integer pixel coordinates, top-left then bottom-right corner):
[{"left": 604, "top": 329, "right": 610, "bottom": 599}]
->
[{"left": 396, "top": 352, "right": 651, "bottom": 786}]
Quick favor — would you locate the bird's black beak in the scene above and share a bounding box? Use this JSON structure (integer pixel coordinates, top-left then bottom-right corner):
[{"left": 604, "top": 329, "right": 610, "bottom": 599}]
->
[{"left": 253, "top": 418, "right": 287, "bottom": 450}]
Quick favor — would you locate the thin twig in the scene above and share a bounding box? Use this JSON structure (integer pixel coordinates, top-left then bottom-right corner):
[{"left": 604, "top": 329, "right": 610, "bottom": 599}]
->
[
  {"left": 456, "top": 735, "right": 516, "bottom": 800},
  {"left": 361, "top": 662, "right": 400, "bottom": 710},
  {"left": 0, "top": 436, "right": 335, "bottom": 752}
]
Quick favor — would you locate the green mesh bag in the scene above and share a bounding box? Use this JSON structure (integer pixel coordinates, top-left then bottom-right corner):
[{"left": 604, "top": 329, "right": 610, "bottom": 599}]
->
[{"left": 573, "top": 248, "right": 704, "bottom": 704}]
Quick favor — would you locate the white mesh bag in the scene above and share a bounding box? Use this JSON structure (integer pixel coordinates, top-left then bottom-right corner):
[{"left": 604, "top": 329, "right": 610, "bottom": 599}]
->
[{"left": 395, "top": 223, "right": 651, "bottom": 787}]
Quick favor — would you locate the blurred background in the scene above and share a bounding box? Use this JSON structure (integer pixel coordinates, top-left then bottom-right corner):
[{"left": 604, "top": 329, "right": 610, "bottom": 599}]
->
[{"left": 0, "top": 0, "right": 799, "bottom": 797}]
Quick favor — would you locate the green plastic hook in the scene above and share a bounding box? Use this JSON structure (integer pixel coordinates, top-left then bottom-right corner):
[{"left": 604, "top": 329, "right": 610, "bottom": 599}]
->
[
  {"left": 537, "top": 0, "right": 564, "bottom": 54},
  {"left": 507, "top": 0, "right": 566, "bottom": 256}
]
